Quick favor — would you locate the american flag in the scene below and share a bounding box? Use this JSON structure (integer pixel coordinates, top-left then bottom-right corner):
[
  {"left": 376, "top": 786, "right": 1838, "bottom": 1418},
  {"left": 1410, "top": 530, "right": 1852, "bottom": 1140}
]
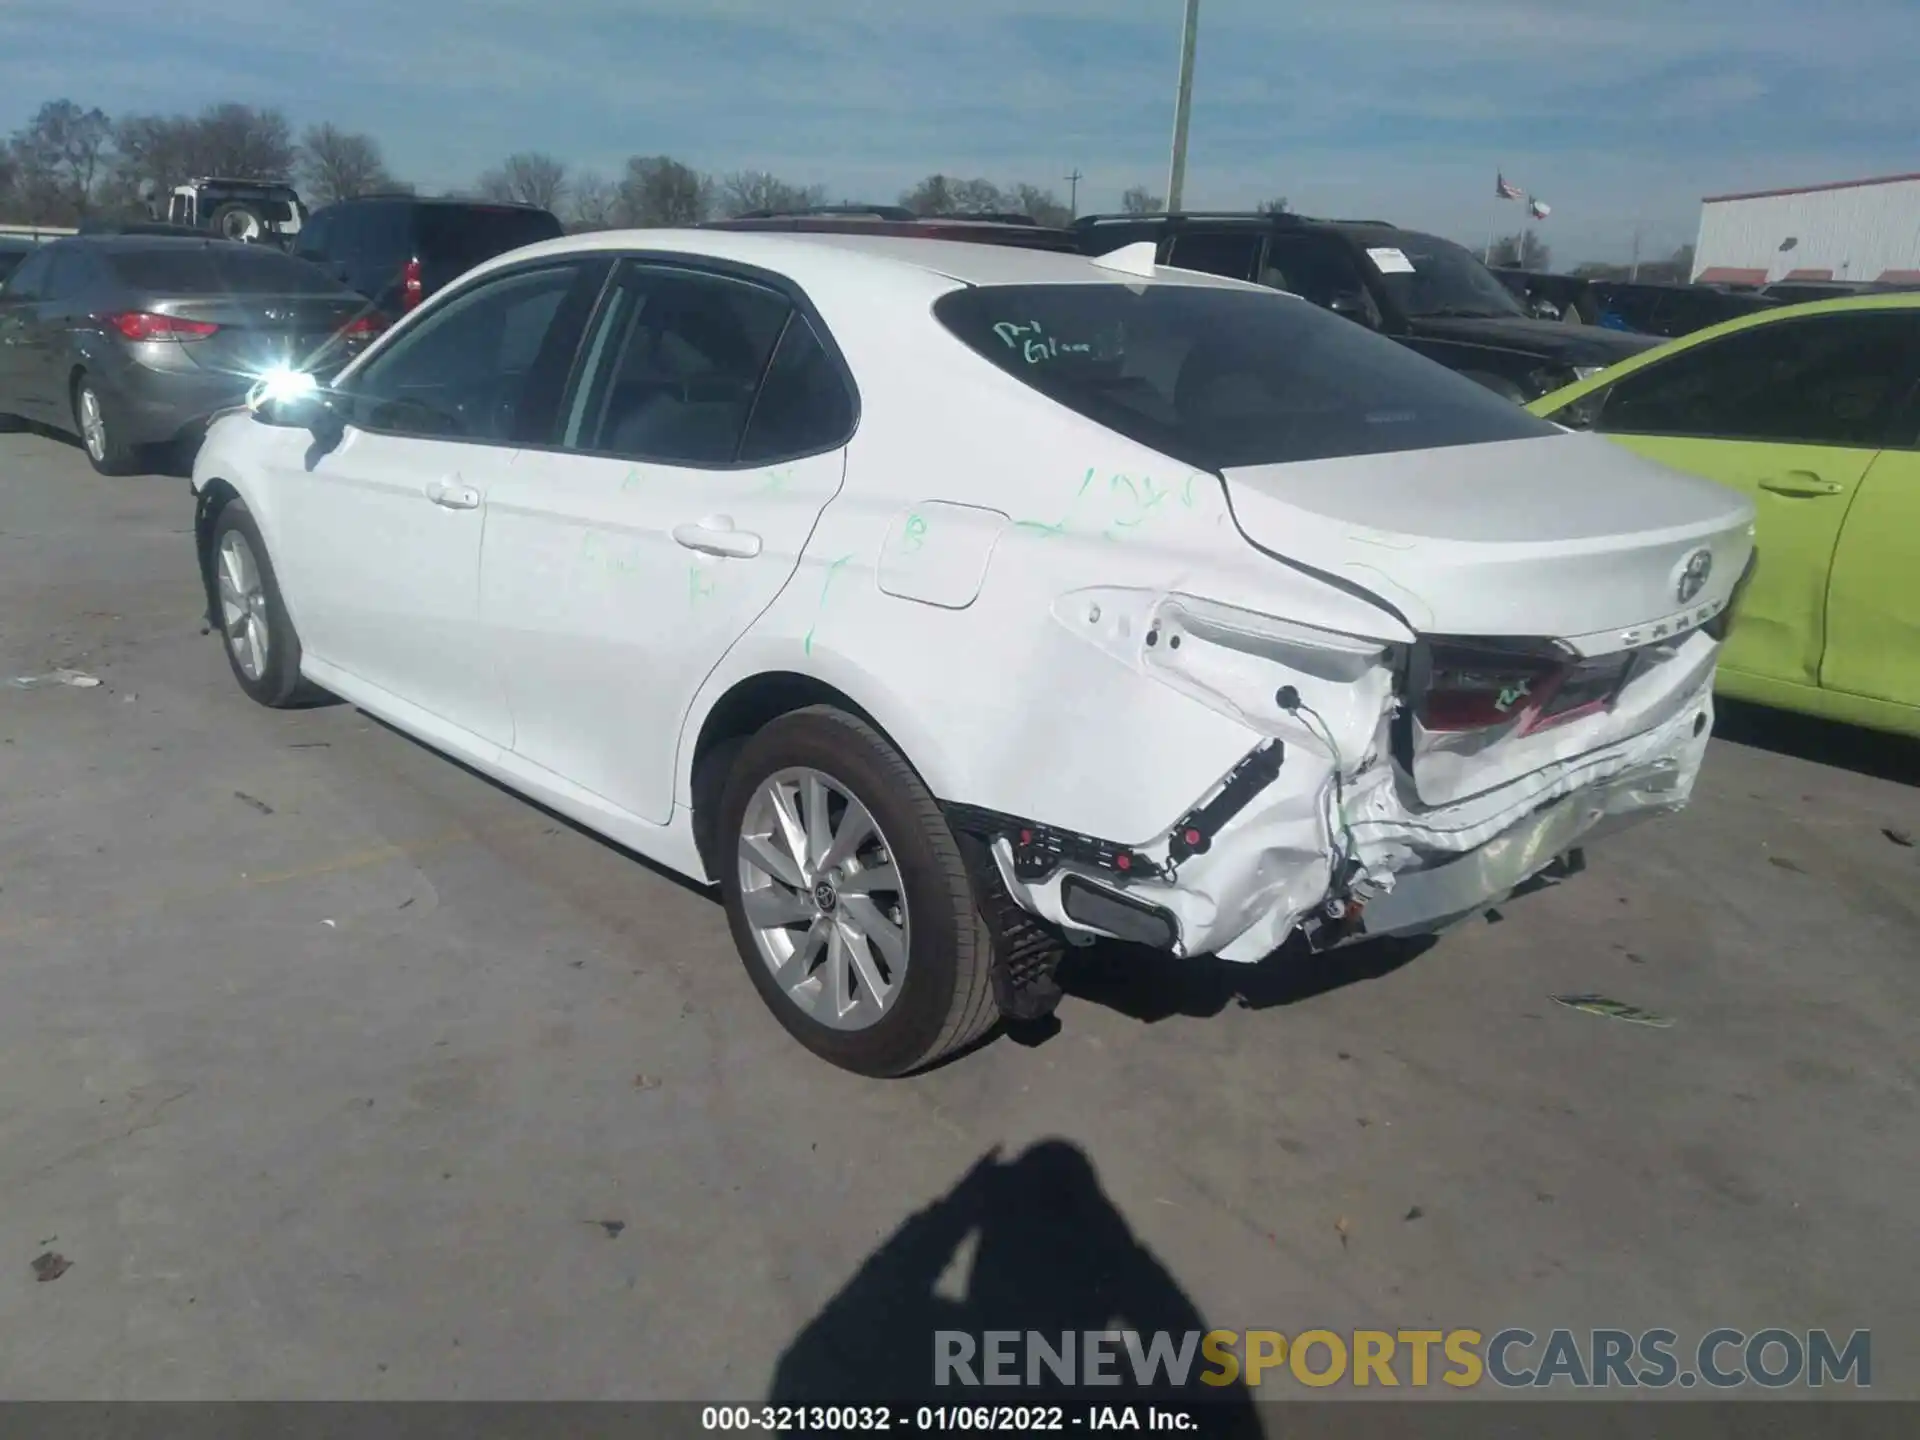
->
[
  {"left": 1528, "top": 197, "right": 1552, "bottom": 220},
  {"left": 1496, "top": 172, "right": 1524, "bottom": 200}
]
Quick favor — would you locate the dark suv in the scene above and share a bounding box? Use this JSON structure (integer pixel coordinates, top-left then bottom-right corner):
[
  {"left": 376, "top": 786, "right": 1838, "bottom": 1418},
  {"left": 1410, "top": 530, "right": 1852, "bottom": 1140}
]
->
[
  {"left": 292, "top": 196, "right": 564, "bottom": 320},
  {"left": 1073, "top": 212, "right": 1659, "bottom": 401}
]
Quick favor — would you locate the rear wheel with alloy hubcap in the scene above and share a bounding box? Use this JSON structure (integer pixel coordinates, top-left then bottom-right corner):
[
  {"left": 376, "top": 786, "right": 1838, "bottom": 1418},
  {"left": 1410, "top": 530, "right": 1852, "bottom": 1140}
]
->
[
  {"left": 73, "top": 373, "right": 139, "bottom": 475},
  {"left": 718, "top": 706, "right": 1000, "bottom": 1076}
]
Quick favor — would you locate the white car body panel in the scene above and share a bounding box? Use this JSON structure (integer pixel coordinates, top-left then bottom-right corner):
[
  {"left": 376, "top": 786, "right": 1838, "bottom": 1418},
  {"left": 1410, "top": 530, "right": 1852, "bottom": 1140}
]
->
[
  {"left": 478, "top": 445, "right": 846, "bottom": 825},
  {"left": 192, "top": 227, "right": 1754, "bottom": 969},
  {"left": 1220, "top": 435, "right": 1753, "bottom": 645}
]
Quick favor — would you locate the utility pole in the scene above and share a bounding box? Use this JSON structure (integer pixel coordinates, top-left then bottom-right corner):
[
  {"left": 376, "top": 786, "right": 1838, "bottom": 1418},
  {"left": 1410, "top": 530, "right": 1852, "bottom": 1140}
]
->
[
  {"left": 1165, "top": 0, "right": 1201, "bottom": 211},
  {"left": 1629, "top": 227, "right": 1642, "bottom": 282},
  {"left": 1065, "top": 168, "right": 1083, "bottom": 218}
]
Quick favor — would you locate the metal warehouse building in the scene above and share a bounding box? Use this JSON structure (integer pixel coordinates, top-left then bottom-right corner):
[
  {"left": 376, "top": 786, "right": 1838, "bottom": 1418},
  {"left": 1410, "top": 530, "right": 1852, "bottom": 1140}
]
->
[{"left": 1691, "top": 172, "right": 1920, "bottom": 286}]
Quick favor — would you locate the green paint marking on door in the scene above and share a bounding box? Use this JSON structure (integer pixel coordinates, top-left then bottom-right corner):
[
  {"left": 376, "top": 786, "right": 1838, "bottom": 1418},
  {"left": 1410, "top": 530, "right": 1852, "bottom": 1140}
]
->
[{"left": 802, "top": 553, "right": 857, "bottom": 655}]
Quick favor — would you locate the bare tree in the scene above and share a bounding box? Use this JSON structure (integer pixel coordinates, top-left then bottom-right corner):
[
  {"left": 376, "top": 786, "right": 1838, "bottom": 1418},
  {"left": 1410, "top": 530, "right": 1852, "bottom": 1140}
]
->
[
  {"left": 615, "top": 155, "right": 710, "bottom": 226},
  {"left": 900, "top": 174, "right": 954, "bottom": 215},
  {"left": 1120, "top": 185, "right": 1164, "bottom": 215},
  {"left": 476, "top": 151, "right": 569, "bottom": 211},
  {"left": 1256, "top": 195, "right": 1289, "bottom": 214},
  {"left": 565, "top": 170, "right": 618, "bottom": 231},
  {"left": 945, "top": 177, "right": 1005, "bottom": 214},
  {"left": 1008, "top": 183, "right": 1072, "bottom": 228},
  {"left": 719, "top": 170, "right": 827, "bottom": 217},
  {"left": 6, "top": 99, "right": 114, "bottom": 222},
  {"left": 299, "top": 123, "right": 396, "bottom": 205},
  {"left": 193, "top": 103, "right": 296, "bottom": 179}
]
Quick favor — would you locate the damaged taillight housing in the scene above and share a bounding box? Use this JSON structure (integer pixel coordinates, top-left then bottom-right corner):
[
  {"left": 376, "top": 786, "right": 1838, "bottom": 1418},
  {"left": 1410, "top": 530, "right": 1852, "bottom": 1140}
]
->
[
  {"left": 1140, "top": 595, "right": 1399, "bottom": 739},
  {"left": 1415, "top": 637, "right": 1634, "bottom": 736}
]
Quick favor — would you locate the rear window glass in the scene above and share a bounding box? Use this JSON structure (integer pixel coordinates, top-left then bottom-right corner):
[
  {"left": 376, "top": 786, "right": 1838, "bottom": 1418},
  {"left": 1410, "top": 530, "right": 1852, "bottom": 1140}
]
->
[
  {"left": 105, "top": 245, "right": 338, "bottom": 293},
  {"left": 934, "top": 282, "right": 1558, "bottom": 469},
  {"left": 417, "top": 206, "right": 564, "bottom": 272}
]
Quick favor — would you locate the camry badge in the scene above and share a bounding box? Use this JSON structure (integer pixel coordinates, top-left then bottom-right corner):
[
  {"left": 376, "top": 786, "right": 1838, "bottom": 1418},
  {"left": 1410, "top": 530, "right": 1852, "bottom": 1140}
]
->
[{"left": 1675, "top": 548, "right": 1713, "bottom": 604}]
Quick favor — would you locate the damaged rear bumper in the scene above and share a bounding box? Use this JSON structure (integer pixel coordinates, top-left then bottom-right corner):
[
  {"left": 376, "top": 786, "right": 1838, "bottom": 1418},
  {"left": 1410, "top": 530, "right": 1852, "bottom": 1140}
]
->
[{"left": 961, "top": 662, "right": 1716, "bottom": 964}]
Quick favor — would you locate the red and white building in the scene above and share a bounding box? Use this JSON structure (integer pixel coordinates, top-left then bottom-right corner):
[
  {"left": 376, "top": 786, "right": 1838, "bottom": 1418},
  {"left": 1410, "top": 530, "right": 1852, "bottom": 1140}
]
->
[{"left": 1691, "top": 172, "right": 1920, "bottom": 286}]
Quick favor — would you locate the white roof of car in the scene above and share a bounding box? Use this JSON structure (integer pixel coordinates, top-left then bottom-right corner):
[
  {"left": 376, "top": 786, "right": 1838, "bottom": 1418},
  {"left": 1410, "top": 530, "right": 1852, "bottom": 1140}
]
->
[{"left": 469, "top": 226, "right": 1261, "bottom": 295}]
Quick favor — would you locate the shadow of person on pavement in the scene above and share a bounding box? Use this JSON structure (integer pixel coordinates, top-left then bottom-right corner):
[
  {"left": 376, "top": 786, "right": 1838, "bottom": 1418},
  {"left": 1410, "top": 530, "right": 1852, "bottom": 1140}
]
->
[{"left": 768, "top": 1139, "right": 1263, "bottom": 1436}]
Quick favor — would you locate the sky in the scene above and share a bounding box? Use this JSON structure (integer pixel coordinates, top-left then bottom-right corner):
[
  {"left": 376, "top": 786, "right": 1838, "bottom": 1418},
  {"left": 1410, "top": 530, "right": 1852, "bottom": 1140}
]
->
[{"left": 5, "top": 0, "right": 1916, "bottom": 264}]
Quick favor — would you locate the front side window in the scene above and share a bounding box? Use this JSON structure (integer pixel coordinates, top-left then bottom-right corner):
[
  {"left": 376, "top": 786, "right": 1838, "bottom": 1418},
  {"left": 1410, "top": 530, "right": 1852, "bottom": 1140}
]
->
[
  {"left": 1259, "top": 235, "right": 1376, "bottom": 315},
  {"left": 935, "top": 281, "right": 1559, "bottom": 470},
  {"left": 342, "top": 261, "right": 598, "bottom": 443},
  {"left": 1360, "top": 232, "right": 1528, "bottom": 320},
  {"left": 565, "top": 265, "right": 791, "bottom": 466},
  {"left": 1596, "top": 311, "right": 1920, "bottom": 448}
]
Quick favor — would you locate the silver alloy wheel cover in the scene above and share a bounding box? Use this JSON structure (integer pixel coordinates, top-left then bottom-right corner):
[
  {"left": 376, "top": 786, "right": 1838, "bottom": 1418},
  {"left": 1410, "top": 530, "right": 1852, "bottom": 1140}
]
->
[
  {"left": 216, "top": 529, "right": 271, "bottom": 681},
  {"left": 737, "top": 765, "right": 911, "bottom": 1031},
  {"left": 78, "top": 387, "right": 106, "bottom": 462}
]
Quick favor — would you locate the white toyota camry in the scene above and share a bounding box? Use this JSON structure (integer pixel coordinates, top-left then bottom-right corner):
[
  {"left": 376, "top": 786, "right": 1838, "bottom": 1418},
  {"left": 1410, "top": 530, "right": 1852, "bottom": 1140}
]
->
[{"left": 190, "top": 228, "right": 1755, "bottom": 1076}]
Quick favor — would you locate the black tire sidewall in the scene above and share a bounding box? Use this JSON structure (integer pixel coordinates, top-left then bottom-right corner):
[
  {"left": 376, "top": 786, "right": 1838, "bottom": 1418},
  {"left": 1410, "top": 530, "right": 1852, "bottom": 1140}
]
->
[
  {"left": 209, "top": 499, "right": 305, "bottom": 707},
  {"left": 717, "top": 708, "right": 977, "bottom": 1078}
]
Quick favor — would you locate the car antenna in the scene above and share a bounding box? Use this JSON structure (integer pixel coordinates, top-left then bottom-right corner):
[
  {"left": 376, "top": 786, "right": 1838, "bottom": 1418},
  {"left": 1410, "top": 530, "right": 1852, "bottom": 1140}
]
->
[{"left": 1090, "top": 241, "right": 1158, "bottom": 278}]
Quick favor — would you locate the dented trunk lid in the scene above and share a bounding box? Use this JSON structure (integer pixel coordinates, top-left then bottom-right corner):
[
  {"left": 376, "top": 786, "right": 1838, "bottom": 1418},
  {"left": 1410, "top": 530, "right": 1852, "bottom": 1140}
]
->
[{"left": 1219, "top": 433, "right": 1755, "bottom": 644}]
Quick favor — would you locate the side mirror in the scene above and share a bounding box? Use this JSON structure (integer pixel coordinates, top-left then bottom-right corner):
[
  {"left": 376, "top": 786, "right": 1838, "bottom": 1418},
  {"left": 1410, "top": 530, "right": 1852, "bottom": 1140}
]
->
[
  {"left": 250, "top": 372, "right": 347, "bottom": 450},
  {"left": 1328, "top": 291, "right": 1379, "bottom": 329}
]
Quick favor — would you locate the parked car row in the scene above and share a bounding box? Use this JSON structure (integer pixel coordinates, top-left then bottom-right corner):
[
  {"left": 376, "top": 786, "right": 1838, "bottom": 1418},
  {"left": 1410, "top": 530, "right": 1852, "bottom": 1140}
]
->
[
  {"left": 0, "top": 196, "right": 564, "bottom": 472},
  {"left": 180, "top": 224, "right": 1763, "bottom": 1075},
  {"left": 6, "top": 203, "right": 1911, "bottom": 1076}
]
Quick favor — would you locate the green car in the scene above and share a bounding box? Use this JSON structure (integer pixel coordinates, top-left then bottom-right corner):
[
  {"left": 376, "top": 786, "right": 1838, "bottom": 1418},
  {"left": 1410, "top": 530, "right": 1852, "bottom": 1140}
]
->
[{"left": 1529, "top": 293, "right": 1920, "bottom": 739}]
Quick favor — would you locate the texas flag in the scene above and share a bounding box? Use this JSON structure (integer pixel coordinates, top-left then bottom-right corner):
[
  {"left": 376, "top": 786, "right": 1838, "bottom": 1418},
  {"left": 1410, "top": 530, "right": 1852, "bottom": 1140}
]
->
[
  {"left": 1528, "top": 197, "right": 1552, "bottom": 220},
  {"left": 1496, "top": 173, "right": 1524, "bottom": 200}
]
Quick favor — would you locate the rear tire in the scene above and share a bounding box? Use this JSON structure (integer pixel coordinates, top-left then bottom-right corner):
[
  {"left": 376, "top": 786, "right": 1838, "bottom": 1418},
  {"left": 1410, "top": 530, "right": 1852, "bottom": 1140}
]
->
[
  {"left": 208, "top": 498, "right": 312, "bottom": 708},
  {"left": 73, "top": 374, "right": 139, "bottom": 475},
  {"left": 718, "top": 706, "right": 1000, "bottom": 1077}
]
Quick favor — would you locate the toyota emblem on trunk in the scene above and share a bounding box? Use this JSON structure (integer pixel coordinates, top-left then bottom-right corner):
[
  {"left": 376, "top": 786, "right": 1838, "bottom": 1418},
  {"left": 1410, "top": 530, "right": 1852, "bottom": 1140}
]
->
[{"left": 1675, "top": 548, "right": 1713, "bottom": 604}]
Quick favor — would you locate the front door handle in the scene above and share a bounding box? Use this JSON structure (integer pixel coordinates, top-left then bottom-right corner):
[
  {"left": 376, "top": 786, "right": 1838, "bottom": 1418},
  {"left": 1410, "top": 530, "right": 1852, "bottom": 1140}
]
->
[
  {"left": 1758, "top": 471, "right": 1844, "bottom": 497},
  {"left": 672, "top": 516, "right": 763, "bottom": 558},
  {"left": 425, "top": 476, "right": 481, "bottom": 510}
]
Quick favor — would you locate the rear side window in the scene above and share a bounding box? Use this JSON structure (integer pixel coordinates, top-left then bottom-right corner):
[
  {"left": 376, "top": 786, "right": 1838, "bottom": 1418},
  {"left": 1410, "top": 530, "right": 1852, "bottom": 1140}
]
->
[
  {"left": 105, "top": 245, "right": 338, "bottom": 293},
  {"left": 565, "top": 265, "right": 791, "bottom": 465},
  {"left": 739, "top": 314, "right": 856, "bottom": 463},
  {"left": 417, "top": 206, "right": 564, "bottom": 275},
  {"left": 934, "top": 282, "right": 1558, "bottom": 470},
  {"left": 1166, "top": 231, "right": 1262, "bottom": 282}
]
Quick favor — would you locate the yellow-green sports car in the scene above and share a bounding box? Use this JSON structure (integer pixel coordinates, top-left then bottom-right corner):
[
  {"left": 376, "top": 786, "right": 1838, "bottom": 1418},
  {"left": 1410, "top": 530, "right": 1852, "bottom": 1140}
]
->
[{"left": 1529, "top": 292, "right": 1920, "bottom": 739}]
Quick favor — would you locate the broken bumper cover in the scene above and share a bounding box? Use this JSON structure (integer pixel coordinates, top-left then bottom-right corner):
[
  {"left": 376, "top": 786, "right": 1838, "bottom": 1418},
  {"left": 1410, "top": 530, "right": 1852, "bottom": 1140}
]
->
[{"left": 982, "top": 664, "right": 1716, "bottom": 963}]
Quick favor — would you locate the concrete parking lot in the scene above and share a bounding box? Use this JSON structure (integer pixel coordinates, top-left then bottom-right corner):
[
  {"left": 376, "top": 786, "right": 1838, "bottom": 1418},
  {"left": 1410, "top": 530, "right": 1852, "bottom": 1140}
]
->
[{"left": 2, "top": 428, "right": 1916, "bottom": 1404}]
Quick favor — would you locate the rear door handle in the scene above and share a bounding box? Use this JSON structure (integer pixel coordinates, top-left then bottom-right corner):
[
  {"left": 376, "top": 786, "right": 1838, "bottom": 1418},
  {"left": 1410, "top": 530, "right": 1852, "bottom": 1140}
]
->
[
  {"left": 672, "top": 516, "right": 762, "bottom": 558},
  {"left": 1758, "top": 471, "right": 1844, "bottom": 497},
  {"left": 425, "top": 476, "right": 481, "bottom": 510}
]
